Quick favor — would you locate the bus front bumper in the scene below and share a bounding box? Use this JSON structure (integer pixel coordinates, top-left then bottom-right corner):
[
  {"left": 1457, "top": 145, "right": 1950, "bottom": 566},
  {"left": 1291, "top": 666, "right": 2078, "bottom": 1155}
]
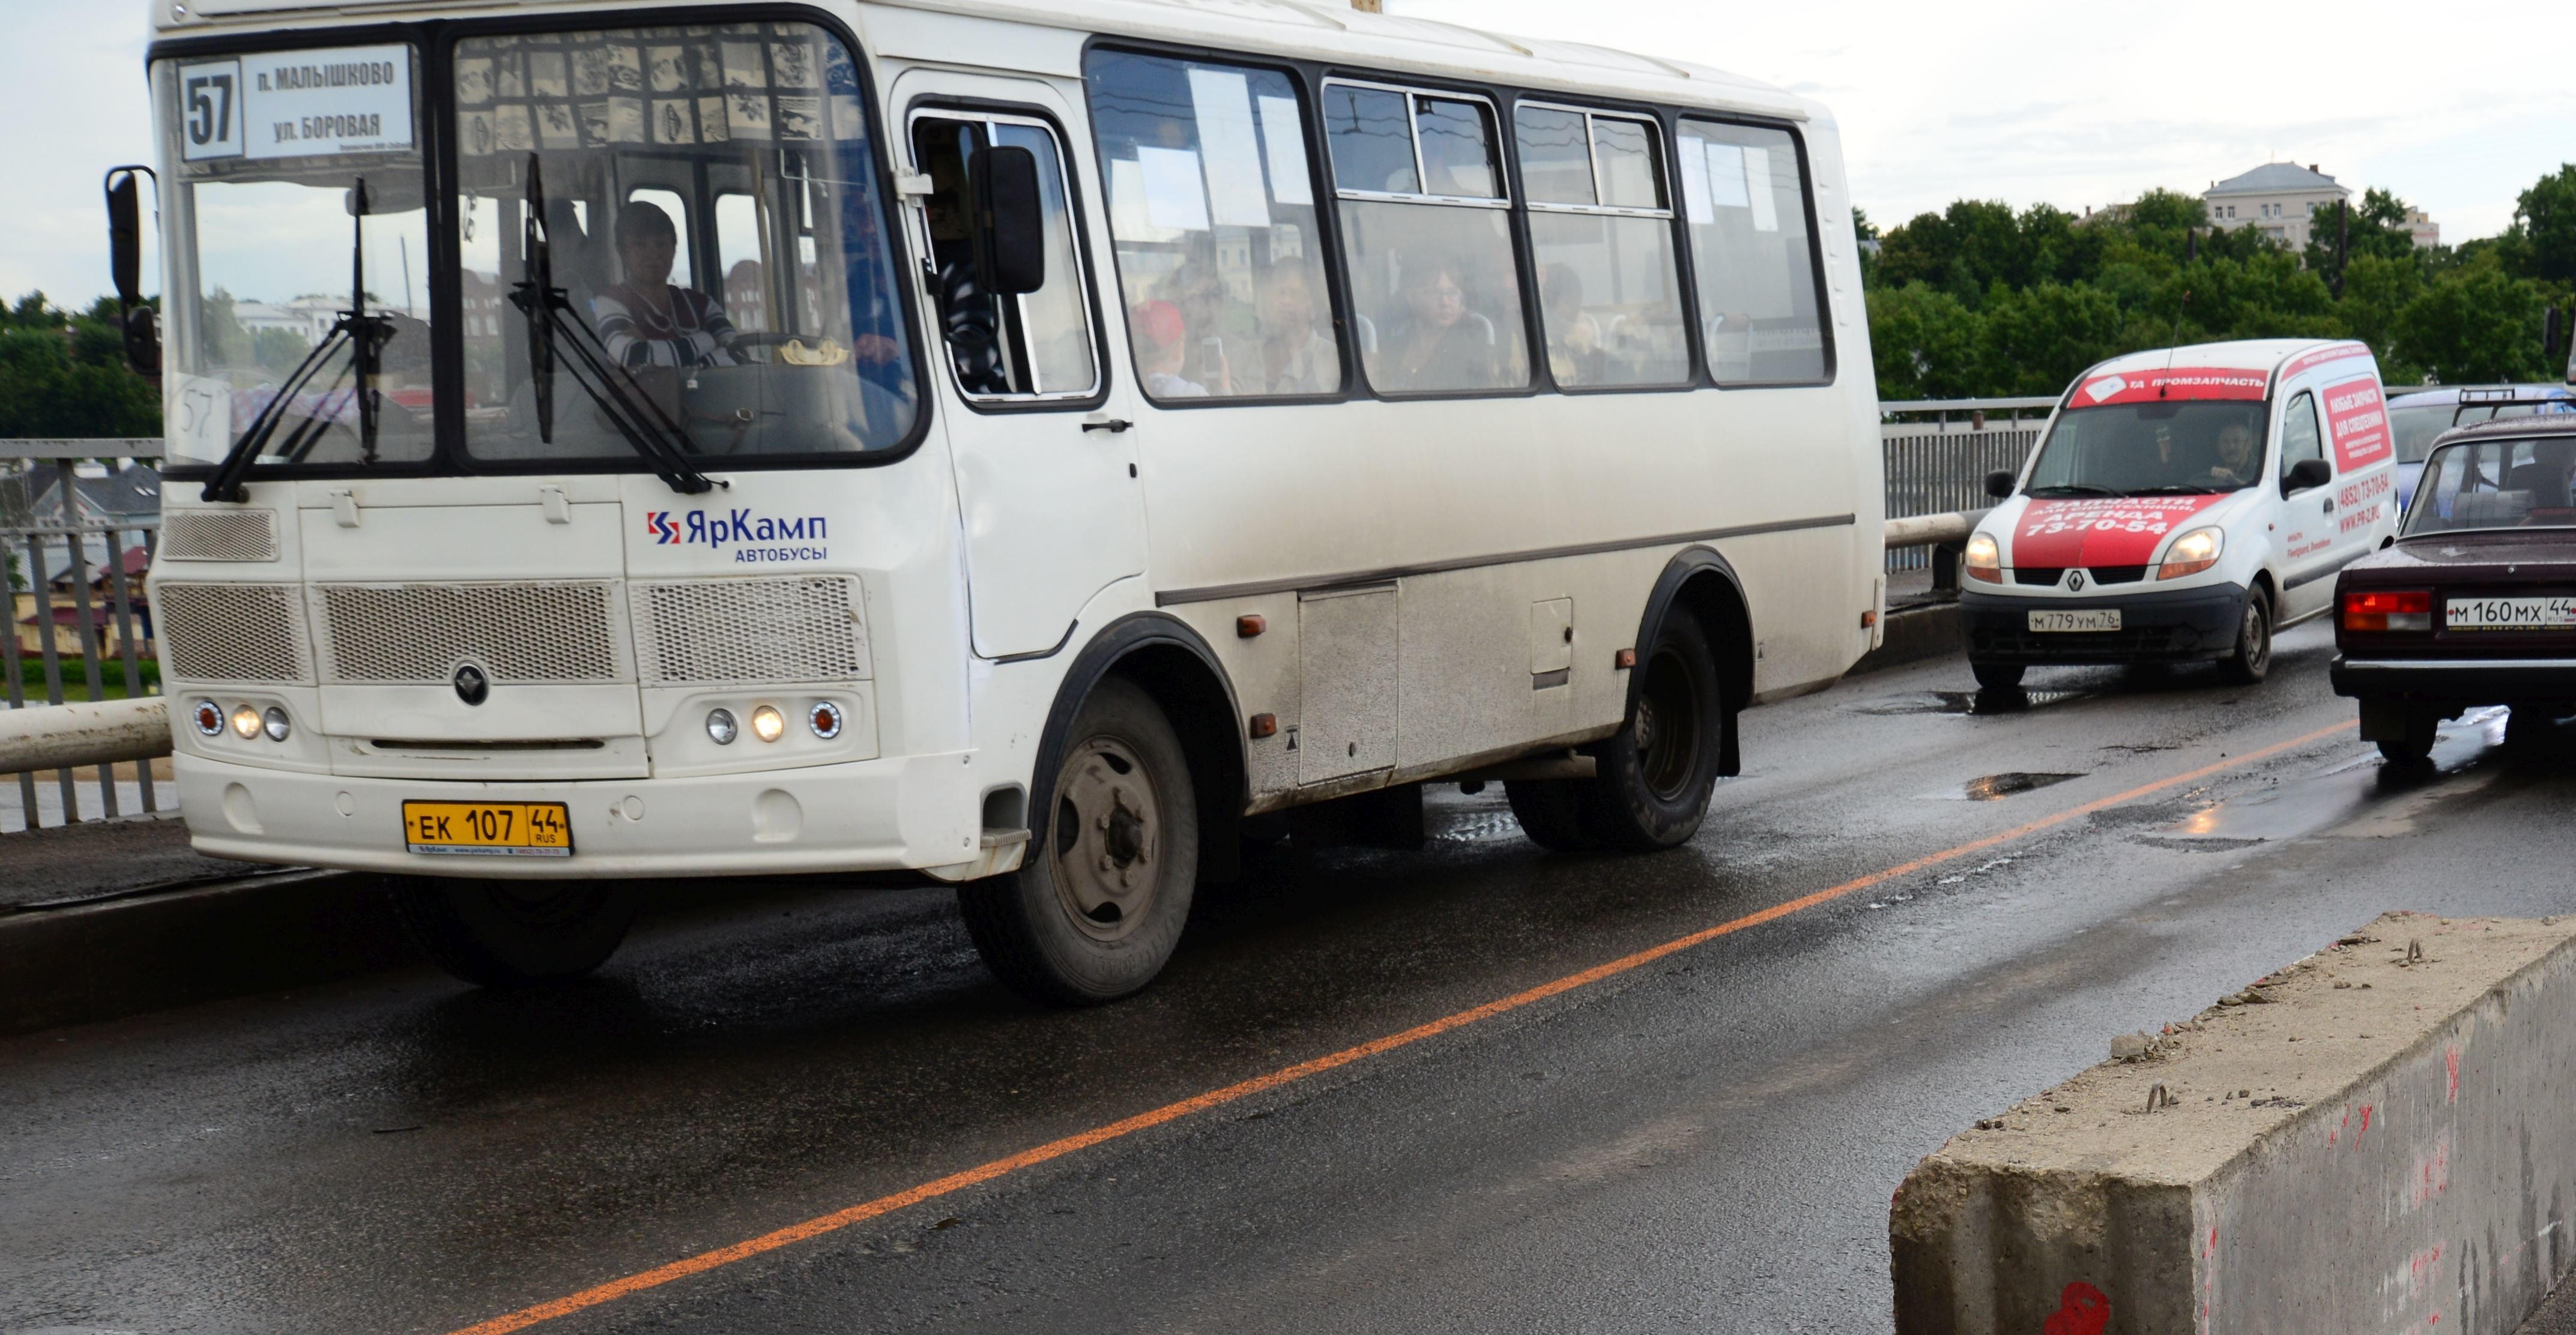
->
[
  {"left": 175, "top": 750, "right": 1008, "bottom": 881},
  {"left": 1960, "top": 583, "right": 2250, "bottom": 664}
]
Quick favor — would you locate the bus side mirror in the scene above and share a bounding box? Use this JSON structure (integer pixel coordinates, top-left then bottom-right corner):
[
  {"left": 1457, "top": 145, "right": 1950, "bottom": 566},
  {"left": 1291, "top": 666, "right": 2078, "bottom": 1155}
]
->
[
  {"left": 969, "top": 144, "right": 1046, "bottom": 297},
  {"left": 2286, "top": 458, "right": 2332, "bottom": 492},
  {"left": 104, "top": 166, "right": 161, "bottom": 378},
  {"left": 1983, "top": 469, "right": 2016, "bottom": 499}
]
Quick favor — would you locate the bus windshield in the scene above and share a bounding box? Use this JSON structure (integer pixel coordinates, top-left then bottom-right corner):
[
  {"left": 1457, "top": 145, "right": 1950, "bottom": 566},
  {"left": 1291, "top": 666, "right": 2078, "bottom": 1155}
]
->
[
  {"left": 153, "top": 22, "right": 919, "bottom": 474},
  {"left": 2022, "top": 400, "right": 2269, "bottom": 497}
]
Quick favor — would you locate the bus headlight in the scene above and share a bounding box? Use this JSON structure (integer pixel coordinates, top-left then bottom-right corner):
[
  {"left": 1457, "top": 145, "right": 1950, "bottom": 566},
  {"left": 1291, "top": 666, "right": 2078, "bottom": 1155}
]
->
[
  {"left": 1964, "top": 532, "right": 2001, "bottom": 583},
  {"left": 230, "top": 706, "right": 262, "bottom": 739},
  {"left": 807, "top": 701, "right": 844, "bottom": 740},
  {"left": 261, "top": 707, "right": 291, "bottom": 742},
  {"left": 2158, "top": 526, "right": 2224, "bottom": 580},
  {"left": 706, "top": 708, "right": 740, "bottom": 746},
  {"left": 192, "top": 699, "right": 224, "bottom": 737},
  {"left": 751, "top": 705, "right": 785, "bottom": 743}
]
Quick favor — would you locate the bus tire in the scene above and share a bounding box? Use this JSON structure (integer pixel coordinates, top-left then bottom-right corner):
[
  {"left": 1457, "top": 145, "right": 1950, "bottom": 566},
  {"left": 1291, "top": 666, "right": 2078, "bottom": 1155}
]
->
[
  {"left": 958, "top": 675, "right": 1199, "bottom": 1006},
  {"left": 2218, "top": 586, "right": 2272, "bottom": 685},
  {"left": 391, "top": 876, "right": 639, "bottom": 987},
  {"left": 1583, "top": 612, "right": 1729, "bottom": 852}
]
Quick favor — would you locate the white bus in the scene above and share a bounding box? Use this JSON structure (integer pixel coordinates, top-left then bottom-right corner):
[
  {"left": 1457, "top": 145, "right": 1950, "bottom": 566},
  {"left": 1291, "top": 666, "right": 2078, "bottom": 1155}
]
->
[{"left": 133, "top": 0, "right": 1882, "bottom": 1004}]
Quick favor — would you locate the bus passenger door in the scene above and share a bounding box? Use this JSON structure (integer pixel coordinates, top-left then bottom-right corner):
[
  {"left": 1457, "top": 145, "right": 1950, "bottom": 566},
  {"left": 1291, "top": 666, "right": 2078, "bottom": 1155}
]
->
[{"left": 896, "top": 77, "right": 1140, "bottom": 658}]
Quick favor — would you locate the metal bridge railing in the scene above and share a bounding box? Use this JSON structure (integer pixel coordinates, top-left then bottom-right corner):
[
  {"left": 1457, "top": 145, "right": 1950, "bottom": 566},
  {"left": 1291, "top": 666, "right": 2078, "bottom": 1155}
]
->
[
  {"left": 1880, "top": 397, "right": 2053, "bottom": 573},
  {"left": 3, "top": 439, "right": 165, "bottom": 832}
]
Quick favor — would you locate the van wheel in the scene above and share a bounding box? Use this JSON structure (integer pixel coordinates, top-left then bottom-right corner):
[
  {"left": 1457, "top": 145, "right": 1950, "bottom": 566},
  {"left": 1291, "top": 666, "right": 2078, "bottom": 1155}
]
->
[
  {"left": 392, "top": 876, "right": 640, "bottom": 986},
  {"left": 1970, "top": 660, "right": 2025, "bottom": 690},
  {"left": 957, "top": 676, "right": 1198, "bottom": 1005},
  {"left": 1508, "top": 613, "right": 1727, "bottom": 853},
  {"left": 2219, "top": 587, "right": 2273, "bottom": 684}
]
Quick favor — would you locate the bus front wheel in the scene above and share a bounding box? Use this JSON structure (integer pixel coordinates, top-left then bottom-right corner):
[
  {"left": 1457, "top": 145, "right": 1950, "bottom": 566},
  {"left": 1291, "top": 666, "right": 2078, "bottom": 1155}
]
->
[
  {"left": 1508, "top": 613, "right": 1727, "bottom": 853},
  {"left": 958, "top": 675, "right": 1199, "bottom": 1006},
  {"left": 392, "top": 876, "right": 640, "bottom": 986}
]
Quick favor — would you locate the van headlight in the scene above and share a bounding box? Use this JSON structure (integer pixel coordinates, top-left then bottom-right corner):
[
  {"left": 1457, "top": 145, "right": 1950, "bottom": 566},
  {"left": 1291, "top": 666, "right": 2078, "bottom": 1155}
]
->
[
  {"left": 2157, "top": 526, "right": 2224, "bottom": 580},
  {"left": 1964, "top": 532, "right": 2001, "bottom": 583}
]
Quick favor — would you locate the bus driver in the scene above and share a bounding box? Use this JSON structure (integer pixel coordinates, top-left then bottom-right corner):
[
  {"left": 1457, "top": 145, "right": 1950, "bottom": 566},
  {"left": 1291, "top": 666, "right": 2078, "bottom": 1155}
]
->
[{"left": 593, "top": 202, "right": 743, "bottom": 369}]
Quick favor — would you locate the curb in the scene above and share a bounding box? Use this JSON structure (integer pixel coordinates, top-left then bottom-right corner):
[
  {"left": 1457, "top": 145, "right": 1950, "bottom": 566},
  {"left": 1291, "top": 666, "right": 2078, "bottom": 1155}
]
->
[
  {"left": 1849, "top": 599, "right": 1962, "bottom": 677},
  {"left": 0, "top": 869, "right": 419, "bottom": 1036}
]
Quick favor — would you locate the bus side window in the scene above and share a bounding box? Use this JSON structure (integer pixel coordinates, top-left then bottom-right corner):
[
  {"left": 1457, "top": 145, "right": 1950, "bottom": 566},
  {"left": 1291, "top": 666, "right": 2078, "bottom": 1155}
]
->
[
  {"left": 2279, "top": 390, "right": 2324, "bottom": 489},
  {"left": 909, "top": 113, "right": 1100, "bottom": 401},
  {"left": 1084, "top": 50, "right": 1342, "bottom": 402},
  {"left": 1323, "top": 81, "right": 1529, "bottom": 396},
  {"left": 713, "top": 191, "right": 767, "bottom": 332},
  {"left": 1675, "top": 118, "right": 1829, "bottom": 385},
  {"left": 1516, "top": 103, "right": 1689, "bottom": 389}
]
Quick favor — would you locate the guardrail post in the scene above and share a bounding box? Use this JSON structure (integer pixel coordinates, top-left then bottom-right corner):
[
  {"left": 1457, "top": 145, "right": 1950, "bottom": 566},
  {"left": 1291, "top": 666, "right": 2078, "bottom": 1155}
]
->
[{"left": 1930, "top": 541, "right": 1962, "bottom": 595}]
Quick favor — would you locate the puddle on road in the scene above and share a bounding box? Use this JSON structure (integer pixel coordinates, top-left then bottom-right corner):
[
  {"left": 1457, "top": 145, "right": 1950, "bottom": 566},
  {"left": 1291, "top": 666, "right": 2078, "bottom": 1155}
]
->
[
  {"left": 1848, "top": 688, "right": 2094, "bottom": 717},
  {"left": 2160, "top": 707, "right": 2510, "bottom": 845},
  {"left": 1433, "top": 810, "right": 1526, "bottom": 843}
]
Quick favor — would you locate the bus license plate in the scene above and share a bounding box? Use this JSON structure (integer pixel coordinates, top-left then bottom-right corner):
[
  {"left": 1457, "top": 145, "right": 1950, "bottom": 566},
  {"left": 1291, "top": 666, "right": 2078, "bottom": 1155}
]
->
[
  {"left": 2446, "top": 597, "right": 2576, "bottom": 630},
  {"left": 2028, "top": 609, "right": 2121, "bottom": 633},
  {"left": 402, "top": 801, "right": 574, "bottom": 857}
]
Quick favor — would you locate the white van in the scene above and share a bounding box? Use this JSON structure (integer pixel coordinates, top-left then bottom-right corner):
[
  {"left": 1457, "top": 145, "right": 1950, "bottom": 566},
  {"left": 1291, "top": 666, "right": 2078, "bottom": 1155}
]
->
[{"left": 1961, "top": 340, "right": 2396, "bottom": 688}]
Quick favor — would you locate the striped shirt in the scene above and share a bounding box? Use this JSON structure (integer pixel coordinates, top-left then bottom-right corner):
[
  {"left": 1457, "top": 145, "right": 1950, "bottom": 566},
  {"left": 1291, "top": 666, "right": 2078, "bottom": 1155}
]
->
[{"left": 593, "top": 284, "right": 740, "bottom": 369}]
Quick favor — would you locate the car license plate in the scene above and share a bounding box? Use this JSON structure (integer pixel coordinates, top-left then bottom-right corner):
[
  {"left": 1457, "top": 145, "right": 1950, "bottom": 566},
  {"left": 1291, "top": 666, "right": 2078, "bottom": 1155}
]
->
[
  {"left": 2028, "top": 609, "right": 2121, "bottom": 633},
  {"left": 402, "top": 801, "right": 574, "bottom": 857},
  {"left": 2446, "top": 597, "right": 2576, "bottom": 630}
]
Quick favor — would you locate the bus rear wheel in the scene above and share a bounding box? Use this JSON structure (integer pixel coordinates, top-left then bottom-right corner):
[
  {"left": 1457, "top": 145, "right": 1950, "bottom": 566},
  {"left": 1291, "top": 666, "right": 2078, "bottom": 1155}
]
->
[
  {"left": 1507, "top": 613, "right": 1727, "bottom": 853},
  {"left": 392, "top": 876, "right": 640, "bottom": 986},
  {"left": 958, "top": 676, "right": 1199, "bottom": 1006}
]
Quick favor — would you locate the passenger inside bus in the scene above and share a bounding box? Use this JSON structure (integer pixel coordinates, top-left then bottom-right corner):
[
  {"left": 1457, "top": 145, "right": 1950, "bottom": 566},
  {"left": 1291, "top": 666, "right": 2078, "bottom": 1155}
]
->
[
  {"left": 1131, "top": 299, "right": 1221, "bottom": 397},
  {"left": 1539, "top": 262, "right": 1604, "bottom": 386},
  {"left": 1379, "top": 262, "right": 1498, "bottom": 391},
  {"left": 593, "top": 202, "right": 742, "bottom": 369},
  {"left": 1255, "top": 269, "right": 1335, "bottom": 395}
]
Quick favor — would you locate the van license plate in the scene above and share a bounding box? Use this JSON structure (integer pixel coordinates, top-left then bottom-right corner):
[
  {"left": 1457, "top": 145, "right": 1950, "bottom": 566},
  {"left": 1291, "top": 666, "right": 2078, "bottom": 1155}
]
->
[
  {"left": 2446, "top": 597, "right": 2576, "bottom": 630},
  {"left": 402, "top": 801, "right": 574, "bottom": 857},
  {"left": 2029, "top": 609, "right": 2121, "bottom": 633}
]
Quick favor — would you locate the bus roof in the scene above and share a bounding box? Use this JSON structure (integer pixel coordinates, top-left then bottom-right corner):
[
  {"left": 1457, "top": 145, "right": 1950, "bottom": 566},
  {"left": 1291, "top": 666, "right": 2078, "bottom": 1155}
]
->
[{"left": 156, "top": 0, "right": 1821, "bottom": 126}]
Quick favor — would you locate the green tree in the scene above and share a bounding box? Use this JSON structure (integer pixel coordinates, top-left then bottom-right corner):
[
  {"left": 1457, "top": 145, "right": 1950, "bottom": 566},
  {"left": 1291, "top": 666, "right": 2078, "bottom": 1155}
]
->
[
  {"left": 0, "top": 292, "right": 160, "bottom": 438},
  {"left": 1974, "top": 282, "right": 2127, "bottom": 396},
  {"left": 2502, "top": 165, "right": 2576, "bottom": 286},
  {"left": 1864, "top": 282, "right": 1981, "bottom": 400},
  {"left": 2392, "top": 261, "right": 2550, "bottom": 384}
]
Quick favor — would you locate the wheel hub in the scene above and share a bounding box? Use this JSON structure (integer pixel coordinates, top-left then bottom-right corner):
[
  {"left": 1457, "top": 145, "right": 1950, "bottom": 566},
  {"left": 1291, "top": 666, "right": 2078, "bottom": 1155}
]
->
[{"left": 1051, "top": 738, "right": 1161, "bottom": 942}]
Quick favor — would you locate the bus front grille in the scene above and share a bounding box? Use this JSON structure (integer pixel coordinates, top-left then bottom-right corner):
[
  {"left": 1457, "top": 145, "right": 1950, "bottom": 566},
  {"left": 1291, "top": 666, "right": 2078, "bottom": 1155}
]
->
[
  {"left": 317, "top": 582, "right": 622, "bottom": 683},
  {"left": 156, "top": 582, "right": 312, "bottom": 684},
  {"left": 633, "top": 576, "right": 872, "bottom": 686},
  {"left": 162, "top": 509, "right": 280, "bottom": 562}
]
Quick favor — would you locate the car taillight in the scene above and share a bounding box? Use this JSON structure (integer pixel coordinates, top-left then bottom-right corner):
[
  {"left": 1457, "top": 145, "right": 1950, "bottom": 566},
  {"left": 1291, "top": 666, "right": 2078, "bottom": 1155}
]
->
[{"left": 2342, "top": 588, "right": 2431, "bottom": 632}]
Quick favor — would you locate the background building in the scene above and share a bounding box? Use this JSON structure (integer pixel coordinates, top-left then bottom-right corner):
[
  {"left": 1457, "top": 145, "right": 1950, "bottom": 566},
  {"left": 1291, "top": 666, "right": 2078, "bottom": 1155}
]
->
[{"left": 2203, "top": 163, "right": 2349, "bottom": 249}]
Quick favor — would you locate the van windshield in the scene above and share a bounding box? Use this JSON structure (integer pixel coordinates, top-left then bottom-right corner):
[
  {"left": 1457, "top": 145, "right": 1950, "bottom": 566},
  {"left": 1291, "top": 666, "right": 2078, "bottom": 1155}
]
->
[{"left": 2023, "top": 401, "right": 2267, "bottom": 497}]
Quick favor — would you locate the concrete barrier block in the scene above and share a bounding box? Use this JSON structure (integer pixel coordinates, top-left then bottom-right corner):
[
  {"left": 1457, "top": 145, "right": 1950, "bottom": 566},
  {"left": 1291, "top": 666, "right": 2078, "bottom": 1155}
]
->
[{"left": 1892, "top": 913, "right": 2576, "bottom": 1334}]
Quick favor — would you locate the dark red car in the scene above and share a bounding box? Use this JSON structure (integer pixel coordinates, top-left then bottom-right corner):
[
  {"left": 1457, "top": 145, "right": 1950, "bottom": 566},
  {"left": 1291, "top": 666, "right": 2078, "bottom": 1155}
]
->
[{"left": 2332, "top": 414, "right": 2576, "bottom": 762}]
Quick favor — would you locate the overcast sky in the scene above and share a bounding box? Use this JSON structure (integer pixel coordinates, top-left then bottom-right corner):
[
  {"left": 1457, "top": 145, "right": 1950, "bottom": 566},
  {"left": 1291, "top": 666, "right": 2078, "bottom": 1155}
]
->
[{"left": 2, "top": 0, "right": 2568, "bottom": 305}]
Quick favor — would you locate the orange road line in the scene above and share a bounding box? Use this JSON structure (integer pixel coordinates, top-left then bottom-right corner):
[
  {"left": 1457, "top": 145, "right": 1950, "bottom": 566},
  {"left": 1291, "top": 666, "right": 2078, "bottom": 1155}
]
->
[{"left": 450, "top": 717, "right": 2356, "bottom": 1335}]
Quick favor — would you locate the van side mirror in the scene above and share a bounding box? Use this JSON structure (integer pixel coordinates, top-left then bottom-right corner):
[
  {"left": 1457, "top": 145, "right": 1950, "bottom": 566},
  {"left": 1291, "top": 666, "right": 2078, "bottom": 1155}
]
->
[
  {"left": 1983, "top": 469, "right": 2016, "bottom": 499},
  {"left": 2286, "top": 457, "right": 2332, "bottom": 492},
  {"left": 969, "top": 144, "right": 1045, "bottom": 297},
  {"left": 104, "top": 166, "right": 160, "bottom": 378}
]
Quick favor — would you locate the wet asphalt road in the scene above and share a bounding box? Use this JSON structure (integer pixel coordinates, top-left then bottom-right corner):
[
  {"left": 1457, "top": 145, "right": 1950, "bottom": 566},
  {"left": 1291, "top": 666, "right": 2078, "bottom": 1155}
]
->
[{"left": 10, "top": 622, "right": 2576, "bottom": 1334}]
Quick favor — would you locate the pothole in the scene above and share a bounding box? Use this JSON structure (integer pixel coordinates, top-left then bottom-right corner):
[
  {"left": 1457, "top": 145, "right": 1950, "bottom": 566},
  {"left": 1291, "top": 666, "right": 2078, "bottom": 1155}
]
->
[{"left": 1961, "top": 772, "right": 2084, "bottom": 801}]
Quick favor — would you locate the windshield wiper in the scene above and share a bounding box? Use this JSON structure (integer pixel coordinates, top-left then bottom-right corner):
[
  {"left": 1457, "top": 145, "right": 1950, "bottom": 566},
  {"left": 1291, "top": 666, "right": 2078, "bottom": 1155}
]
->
[
  {"left": 202, "top": 176, "right": 393, "bottom": 502},
  {"left": 506, "top": 154, "right": 717, "bottom": 496},
  {"left": 2127, "top": 484, "right": 2225, "bottom": 495},
  {"left": 2027, "top": 483, "right": 2120, "bottom": 497}
]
